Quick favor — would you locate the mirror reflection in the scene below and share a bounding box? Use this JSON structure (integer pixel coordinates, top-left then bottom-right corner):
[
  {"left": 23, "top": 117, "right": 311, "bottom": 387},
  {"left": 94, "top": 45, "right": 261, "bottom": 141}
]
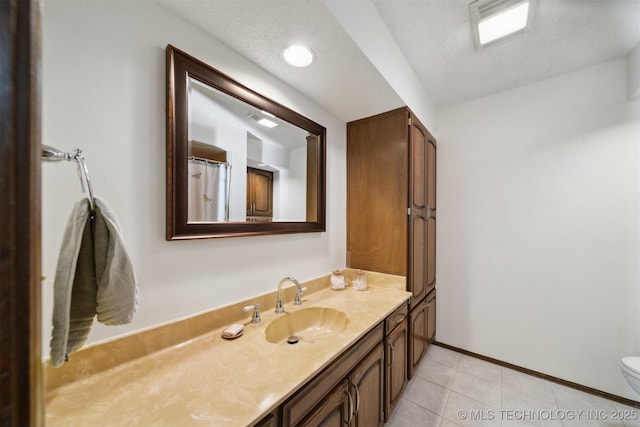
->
[
  {"left": 166, "top": 45, "right": 326, "bottom": 239},
  {"left": 187, "top": 78, "right": 311, "bottom": 223}
]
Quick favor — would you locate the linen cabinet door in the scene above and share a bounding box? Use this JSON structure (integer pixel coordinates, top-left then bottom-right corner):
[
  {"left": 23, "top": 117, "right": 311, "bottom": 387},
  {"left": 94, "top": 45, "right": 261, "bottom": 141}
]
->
[
  {"left": 299, "top": 380, "right": 351, "bottom": 427},
  {"left": 426, "top": 216, "right": 436, "bottom": 293},
  {"left": 346, "top": 108, "right": 409, "bottom": 276},
  {"left": 426, "top": 137, "right": 436, "bottom": 295},
  {"left": 408, "top": 118, "right": 429, "bottom": 307},
  {"left": 426, "top": 138, "right": 436, "bottom": 210}
]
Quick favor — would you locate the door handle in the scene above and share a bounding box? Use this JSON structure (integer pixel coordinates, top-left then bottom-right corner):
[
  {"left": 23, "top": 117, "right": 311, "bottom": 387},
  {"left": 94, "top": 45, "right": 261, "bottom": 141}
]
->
[
  {"left": 394, "top": 313, "right": 406, "bottom": 324},
  {"left": 346, "top": 389, "right": 354, "bottom": 426},
  {"left": 354, "top": 383, "right": 360, "bottom": 416},
  {"left": 387, "top": 342, "right": 396, "bottom": 366}
]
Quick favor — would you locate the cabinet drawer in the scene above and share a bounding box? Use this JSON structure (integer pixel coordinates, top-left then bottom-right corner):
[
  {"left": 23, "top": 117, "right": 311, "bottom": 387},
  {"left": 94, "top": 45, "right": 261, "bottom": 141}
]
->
[
  {"left": 385, "top": 302, "right": 408, "bottom": 335},
  {"left": 282, "top": 323, "right": 384, "bottom": 426}
]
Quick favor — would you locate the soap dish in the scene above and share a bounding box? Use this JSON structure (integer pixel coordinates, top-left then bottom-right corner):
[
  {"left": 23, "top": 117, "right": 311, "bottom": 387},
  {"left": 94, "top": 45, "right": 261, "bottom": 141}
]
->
[{"left": 221, "top": 323, "right": 244, "bottom": 340}]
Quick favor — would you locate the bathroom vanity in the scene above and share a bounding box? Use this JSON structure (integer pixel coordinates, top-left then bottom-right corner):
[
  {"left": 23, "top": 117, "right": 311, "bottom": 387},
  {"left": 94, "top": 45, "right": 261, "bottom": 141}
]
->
[{"left": 44, "top": 271, "right": 413, "bottom": 426}]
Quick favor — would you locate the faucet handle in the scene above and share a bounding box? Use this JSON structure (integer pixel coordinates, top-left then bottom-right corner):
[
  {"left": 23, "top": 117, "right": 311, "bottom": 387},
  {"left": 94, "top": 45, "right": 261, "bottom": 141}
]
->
[
  {"left": 294, "top": 286, "right": 308, "bottom": 306},
  {"left": 242, "top": 303, "right": 261, "bottom": 323}
]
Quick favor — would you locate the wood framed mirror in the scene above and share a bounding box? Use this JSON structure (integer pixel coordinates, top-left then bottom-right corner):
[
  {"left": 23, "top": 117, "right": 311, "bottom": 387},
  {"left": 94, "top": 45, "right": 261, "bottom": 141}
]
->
[{"left": 166, "top": 45, "right": 326, "bottom": 239}]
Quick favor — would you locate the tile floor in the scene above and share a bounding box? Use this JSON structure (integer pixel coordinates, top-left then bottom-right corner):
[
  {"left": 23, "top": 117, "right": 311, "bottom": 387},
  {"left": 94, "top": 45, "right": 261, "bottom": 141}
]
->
[{"left": 386, "top": 345, "right": 640, "bottom": 427}]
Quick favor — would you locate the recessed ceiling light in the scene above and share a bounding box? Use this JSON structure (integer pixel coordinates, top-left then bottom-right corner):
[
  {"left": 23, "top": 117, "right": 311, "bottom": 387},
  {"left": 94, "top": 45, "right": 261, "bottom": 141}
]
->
[
  {"left": 470, "top": 0, "right": 533, "bottom": 48},
  {"left": 258, "top": 118, "right": 278, "bottom": 128},
  {"left": 283, "top": 45, "right": 314, "bottom": 67}
]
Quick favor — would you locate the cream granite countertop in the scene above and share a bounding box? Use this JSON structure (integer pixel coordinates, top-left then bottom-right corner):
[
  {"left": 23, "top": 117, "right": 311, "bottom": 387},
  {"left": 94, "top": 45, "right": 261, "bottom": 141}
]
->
[{"left": 45, "top": 271, "right": 409, "bottom": 426}]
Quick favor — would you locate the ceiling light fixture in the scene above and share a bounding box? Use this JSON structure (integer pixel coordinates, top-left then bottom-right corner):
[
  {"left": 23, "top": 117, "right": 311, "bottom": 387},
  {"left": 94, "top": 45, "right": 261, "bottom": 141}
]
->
[
  {"left": 283, "top": 44, "right": 314, "bottom": 67},
  {"left": 257, "top": 118, "right": 278, "bottom": 128},
  {"left": 248, "top": 113, "right": 279, "bottom": 129},
  {"left": 470, "top": 0, "right": 534, "bottom": 49}
]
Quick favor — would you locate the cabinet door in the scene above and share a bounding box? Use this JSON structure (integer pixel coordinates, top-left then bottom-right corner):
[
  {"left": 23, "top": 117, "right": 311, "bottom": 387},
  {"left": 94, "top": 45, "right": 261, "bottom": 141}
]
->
[
  {"left": 426, "top": 138, "right": 436, "bottom": 293},
  {"left": 408, "top": 119, "right": 428, "bottom": 307},
  {"left": 426, "top": 290, "right": 436, "bottom": 344},
  {"left": 408, "top": 290, "right": 437, "bottom": 379},
  {"left": 299, "top": 380, "right": 351, "bottom": 427},
  {"left": 346, "top": 109, "right": 408, "bottom": 276},
  {"left": 408, "top": 302, "right": 427, "bottom": 379},
  {"left": 427, "top": 139, "right": 436, "bottom": 210},
  {"left": 247, "top": 167, "right": 273, "bottom": 218},
  {"left": 385, "top": 318, "right": 408, "bottom": 421},
  {"left": 252, "top": 410, "right": 279, "bottom": 427},
  {"left": 351, "top": 343, "right": 384, "bottom": 427},
  {"left": 427, "top": 217, "right": 436, "bottom": 292},
  {"left": 410, "top": 216, "right": 426, "bottom": 306}
]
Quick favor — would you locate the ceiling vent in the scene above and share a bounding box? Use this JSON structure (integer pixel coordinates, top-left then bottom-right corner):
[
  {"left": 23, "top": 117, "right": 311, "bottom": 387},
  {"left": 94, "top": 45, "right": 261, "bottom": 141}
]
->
[{"left": 470, "top": 0, "right": 534, "bottom": 49}]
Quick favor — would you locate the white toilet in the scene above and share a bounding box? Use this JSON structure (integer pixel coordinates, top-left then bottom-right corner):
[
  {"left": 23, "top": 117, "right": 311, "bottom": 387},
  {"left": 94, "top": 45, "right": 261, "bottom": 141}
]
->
[{"left": 620, "top": 357, "right": 640, "bottom": 395}]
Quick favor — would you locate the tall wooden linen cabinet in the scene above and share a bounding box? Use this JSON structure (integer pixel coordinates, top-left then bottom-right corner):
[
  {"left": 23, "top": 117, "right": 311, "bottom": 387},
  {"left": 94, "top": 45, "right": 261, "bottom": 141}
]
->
[{"left": 347, "top": 107, "right": 437, "bottom": 412}]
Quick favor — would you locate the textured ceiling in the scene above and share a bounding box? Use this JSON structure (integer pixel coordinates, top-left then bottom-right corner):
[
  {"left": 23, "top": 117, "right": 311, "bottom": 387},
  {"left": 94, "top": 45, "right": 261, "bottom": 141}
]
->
[
  {"left": 376, "top": 0, "right": 640, "bottom": 108},
  {"left": 157, "top": 0, "right": 404, "bottom": 122},
  {"left": 157, "top": 0, "right": 640, "bottom": 121}
]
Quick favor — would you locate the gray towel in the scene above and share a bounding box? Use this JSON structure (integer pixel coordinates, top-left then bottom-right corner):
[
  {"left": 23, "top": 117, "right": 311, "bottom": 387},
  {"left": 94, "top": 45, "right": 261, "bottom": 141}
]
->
[{"left": 50, "top": 197, "right": 138, "bottom": 367}]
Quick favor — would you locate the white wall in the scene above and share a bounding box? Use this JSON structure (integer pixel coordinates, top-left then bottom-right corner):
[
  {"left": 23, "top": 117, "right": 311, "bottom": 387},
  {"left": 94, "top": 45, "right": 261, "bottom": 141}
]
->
[
  {"left": 41, "top": 1, "right": 346, "bottom": 356},
  {"left": 189, "top": 90, "right": 247, "bottom": 220},
  {"left": 323, "top": 0, "right": 438, "bottom": 134},
  {"left": 437, "top": 58, "right": 640, "bottom": 399}
]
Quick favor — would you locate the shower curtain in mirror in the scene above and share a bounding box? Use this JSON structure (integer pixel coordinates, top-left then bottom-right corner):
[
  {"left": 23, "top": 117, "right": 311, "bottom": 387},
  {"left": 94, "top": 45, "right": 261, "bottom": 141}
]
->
[{"left": 188, "top": 158, "right": 231, "bottom": 222}]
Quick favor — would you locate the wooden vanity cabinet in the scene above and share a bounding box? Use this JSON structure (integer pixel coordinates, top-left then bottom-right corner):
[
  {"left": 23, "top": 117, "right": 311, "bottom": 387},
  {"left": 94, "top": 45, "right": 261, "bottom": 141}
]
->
[
  {"left": 347, "top": 108, "right": 436, "bottom": 310},
  {"left": 350, "top": 343, "right": 385, "bottom": 426},
  {"left": 299, "top": 380, "right": 351, "bottom": 426},
  {"left": 253, "top": 410, "right": 280, "bottom": 427},
  {"left": 384, "top": 303, "right": 409, "bottom": 421},
  {"left": 408, "top": 289, "right": 436, "bottom": 379},
  {"left": 281, "top": 323, "right": 385, "bottom": 427},
  {"left": 299, "top": 345, "right": 385, "bottom": 427}
]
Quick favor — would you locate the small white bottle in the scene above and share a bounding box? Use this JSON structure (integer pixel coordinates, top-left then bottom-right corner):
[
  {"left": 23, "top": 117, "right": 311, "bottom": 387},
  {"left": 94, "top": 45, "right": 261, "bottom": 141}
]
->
[
  {"left": 330, "top": 269, "right": 346, "bottom": 290},
  {"left": 352, "top": 269, "right": 368, "bottom": 291}
]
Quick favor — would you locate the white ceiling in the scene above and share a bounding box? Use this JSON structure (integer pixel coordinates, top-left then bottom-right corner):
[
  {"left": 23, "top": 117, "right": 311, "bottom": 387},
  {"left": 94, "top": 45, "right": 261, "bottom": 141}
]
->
[{"left": 157, "top": 0, "right": 640, "bottom": 122}]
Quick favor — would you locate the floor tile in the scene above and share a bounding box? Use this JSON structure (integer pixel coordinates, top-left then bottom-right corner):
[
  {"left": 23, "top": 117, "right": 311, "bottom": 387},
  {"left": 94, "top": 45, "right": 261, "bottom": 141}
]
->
[
  {"left": 458, "top": 355, "right": 502, "bottom": 383},
  {"left": 427, "top": 346, "right": 462, "bottom": 369},
  {"left": 386, "top": 397, "right": 441, "bottom": 427},
  {"left": 612, "top": 402, "right": 640, "bottom": 427},
  {"left": 442, "top": 390, "right": 501, "bottom": 426},
  {"left": 452, "top": 370, "right": 502, "bottom": 408},
  {"left": 391, "top": 345, "right": 638, "bottom": 427},
  {"left": 415, "top": 359, "right": 457, "bottom": 389},
  {"left": 552, "top": 383, "right": 618, "bottom": 413},
  {"left": 440, "top": 418, "right": 462, "bottom": 427},
  {"left": 501, "top": 387, "right": 562, "bottom": 427},
  {"left": 501, "top": 367, "right": 557, "bottom": 406},
  {"left": 403, "top": 375, "right": 450, "bottom": 415}
]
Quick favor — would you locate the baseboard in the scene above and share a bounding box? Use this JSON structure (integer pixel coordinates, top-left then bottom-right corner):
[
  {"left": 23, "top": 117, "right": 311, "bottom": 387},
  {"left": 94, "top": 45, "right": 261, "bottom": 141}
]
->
[{"left": 434, "top": 341, "right": 640, "bottom": 410}]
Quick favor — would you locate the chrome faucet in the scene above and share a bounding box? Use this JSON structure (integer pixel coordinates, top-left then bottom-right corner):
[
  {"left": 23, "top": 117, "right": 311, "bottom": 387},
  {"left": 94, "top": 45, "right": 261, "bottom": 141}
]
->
[{"left": 275, "top": 277, "right": 307, "bottom": 313}]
